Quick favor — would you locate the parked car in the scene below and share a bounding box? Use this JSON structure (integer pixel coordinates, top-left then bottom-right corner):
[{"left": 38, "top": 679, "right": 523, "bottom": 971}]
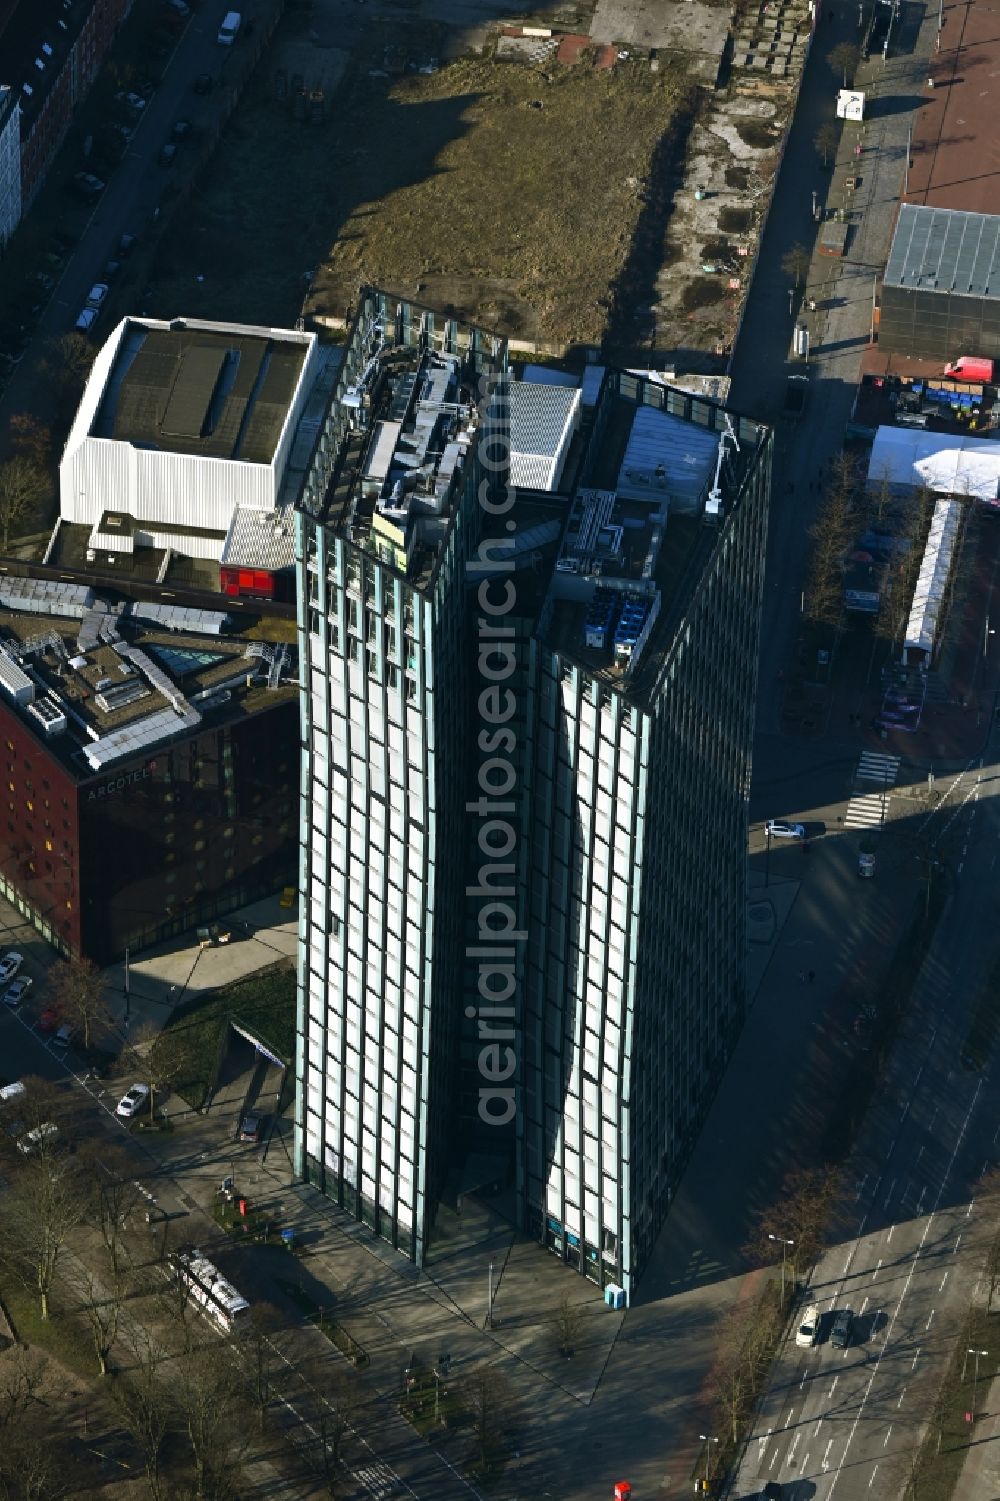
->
[
  {"left": 103, "top": 258, "right": 122, "bottom": 281},
  {"left": 86, "top": 282, "right": 109, "bottom": 309},
  {"left": 72, "top": 171, "right": 106, "bottom": 199},
  {"left": 0, "top": 951, "right": 24, "bottom": 984},
  {"left": 193, "top": 72, "right": 213, "bottom": 94},
  {"left": 116, "top": 1083, "right": 150, "bottom": 1118},
  {"left": 830, "top": 1308, "right": 854, "bottom": 1349},
  {"left": 75, "top": 307, "right": 99, "bottom": 333},
  {"left": 795, "top": 1302, "right": 820, "bottom": 1348},
  {"left": 18, "top": 1122, "right": 59, "bottom": 1156},
  {"left": 158, "top": 142, "right": 177, "bottom": 167},
  {"left": 115, "top": 89, "right": 147, "bottom": 113},
  {"left": 118, "top": 232, "right": 137, "bottom": 257},
  {"left": 51, "top": 1023, "right": 74, "bottom": 1050},
  {"left": 164, "top": 0, "right": 191, "bottom": 14},
  {"left": 239, "top": 1113, "right": 264, "bottom": 1143},
  {"left": 37, "top": 1006, "right": 61, "bottom": 1033},
  {"left": 1, "top": 976, "right": 32, "bottom": 1007},
  {"left": 765, "top": 820, "right": 805, "bottom": 840}
]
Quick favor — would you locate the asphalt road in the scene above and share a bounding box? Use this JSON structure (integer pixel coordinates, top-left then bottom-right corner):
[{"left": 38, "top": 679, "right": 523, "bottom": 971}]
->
[{"left": 734, "top": 751, "right": 1000, "bottom": 1500}]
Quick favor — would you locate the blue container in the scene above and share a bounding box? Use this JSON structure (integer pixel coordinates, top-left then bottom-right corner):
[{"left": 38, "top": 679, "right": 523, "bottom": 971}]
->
[{"left": 280, "top": 1228, "right": 295, "bottom": 1248}]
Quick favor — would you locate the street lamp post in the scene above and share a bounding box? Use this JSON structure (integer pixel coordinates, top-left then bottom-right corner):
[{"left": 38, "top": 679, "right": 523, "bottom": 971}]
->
[
  {"left": 765, "top": 826, "right": 772, "bottom": 890},
  {"left": 768, "top": 1233, "right": 795, "bottom": 1301},
  {"left": 698, "top": 1434, "right": 719, "bottom": 1489},
  {"left": 967, "top": 1348, "right": 988, "bottom": 1419},
  {"left": 788, "top": 287, "right": 795, "bottom": 316}
]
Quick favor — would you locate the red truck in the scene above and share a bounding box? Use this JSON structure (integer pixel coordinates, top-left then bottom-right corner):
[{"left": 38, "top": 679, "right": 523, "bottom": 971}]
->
[{"left": 943, "top": 356, "right": 996, "bottom": 383}]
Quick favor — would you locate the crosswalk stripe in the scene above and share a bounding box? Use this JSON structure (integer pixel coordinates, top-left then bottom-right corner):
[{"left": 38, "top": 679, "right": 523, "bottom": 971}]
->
[
  {"left": 856, "top": 752, "right": 900, "bottom": 784},
  {"left": 844, "top": 793, "right": 888, "bottom": 827}
]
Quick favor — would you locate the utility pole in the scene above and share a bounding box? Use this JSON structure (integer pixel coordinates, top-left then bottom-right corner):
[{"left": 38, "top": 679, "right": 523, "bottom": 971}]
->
[
  {"left": 487, "top": 1259, "right": 495, "bottom": 1329},
  {"left": 124, "top": 945, "right": 130, "bottom": 1034},
  {"left": 904, "top": 125, "right": 911, "bottom": 194},
  {"left": 869, "top": 274, "right": 878, "bottom": 344}
]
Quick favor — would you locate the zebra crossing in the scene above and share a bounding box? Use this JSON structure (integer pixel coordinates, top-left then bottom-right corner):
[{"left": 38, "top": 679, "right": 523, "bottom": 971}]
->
[
  {"left": 844, "top": 751, "right": 901, "bottom": 828},
  {"left": 355, "top": 1464, "right": 400, "bottom": 1499}
]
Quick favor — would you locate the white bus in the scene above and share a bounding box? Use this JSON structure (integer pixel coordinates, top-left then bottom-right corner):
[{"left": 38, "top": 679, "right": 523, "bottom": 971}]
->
[{"left": 173, "top": 1248, "right": 251, "bottom": 1334}]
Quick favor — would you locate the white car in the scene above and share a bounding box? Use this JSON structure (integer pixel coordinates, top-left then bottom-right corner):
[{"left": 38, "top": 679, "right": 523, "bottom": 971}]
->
[
  {"left": 116, "top": 1083, "right": 150, "bottom": 1118},
  {"left": 86, "top": 282, "right": 109, "bottom": 308},
  {"left": 795, "top": 1302, "right": 820, "bottom": 1348},
  {"left": 116, "top": 90, "right": 147, "bottom": 112},
  {"left": 765, "top": 820, "right": 805, "bottom": 840},
  {"left": 75, "top": 307, "right": 98, "bottom": 333},
  {"left": 0, "top": 952, "right": 24, "bottom": 984},
  {"left": 1, "top": 976, "right": 31, "bottom": 1007}
]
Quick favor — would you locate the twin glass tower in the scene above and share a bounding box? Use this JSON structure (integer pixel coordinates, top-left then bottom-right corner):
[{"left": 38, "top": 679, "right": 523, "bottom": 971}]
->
[{"left": 295, "top": 290, "right": 772, "bottom": 1299}]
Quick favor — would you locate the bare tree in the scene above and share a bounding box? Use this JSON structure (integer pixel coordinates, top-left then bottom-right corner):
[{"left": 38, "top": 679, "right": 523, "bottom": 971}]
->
[
  {"left": 46, "top": 956, "right": 112, "bottom": 1053},
  {"left": 0, "top": 1346, "right": 48, "bottom": 1429},
  {"left": 78, "top": 1261, "right": 128, "bottom": 1377},
  {"left": 828, "top": 41, "right": 861, "bottom": 84},
  {"left": 552, "top": 1291, "right": 584, "bottom": 1358},
  {"left": 8, "top": 413, "right": 52, "bottom": 470},
  {"left": 815, "top": 122, "right": 839, "bottom": 168},
  {"left": 172, "top": 1343, "right": 248, "bottom": 1501},
  {"left": 2, "top": 1154, "right": 89, "bottom": 1319},
  {"left": 0, "top": 1413, "right": 73, "bottom": 1501},
  {"left": 781, "top": 243, "right": 811, "bottom": 289},
  {"left": 0, "top": 455, "right": 46, "bottom": 549},
  {"left": 238, "top": 1303, "right": 285, "bottom": 1433},
  {"left": 316, "top": 1370, "right": 362, "bottom": 1494},
  {"left": 110, "top": 1335, "right": 171, "bottom": 1501},
  {"left": 467, "top": 1366, "right": 520, "bottom": 1475},
  {"left": 743, "top": 1165, "right": 845, "bottom": 1283}
]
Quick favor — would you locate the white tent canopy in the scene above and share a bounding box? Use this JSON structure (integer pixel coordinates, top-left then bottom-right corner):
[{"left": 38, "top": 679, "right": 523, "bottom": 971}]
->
[
  {"left": 868, "top": 426, "right": 1000, "bottom": 503},
  {"left": 903, "top": 498, "right": 961, "bottom": 662}
]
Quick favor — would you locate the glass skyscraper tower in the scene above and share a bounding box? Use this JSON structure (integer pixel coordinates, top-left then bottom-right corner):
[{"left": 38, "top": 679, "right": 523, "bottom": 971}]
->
[{"left": 295, "top": 294, "right": 771, "bottom": 1295}]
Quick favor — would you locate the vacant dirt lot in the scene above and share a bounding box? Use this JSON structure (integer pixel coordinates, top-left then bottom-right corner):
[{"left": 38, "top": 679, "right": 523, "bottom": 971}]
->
[{"left": 147, "top": 15, "right": 694, "bottom": 348}]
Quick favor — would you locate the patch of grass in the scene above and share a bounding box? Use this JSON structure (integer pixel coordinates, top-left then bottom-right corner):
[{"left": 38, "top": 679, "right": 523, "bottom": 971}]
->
[
  {"left": 681, "top": 277, "right": 726, "bottom": 312},
  {"left": 271, "top": 1278, "right": 368, "bottom": 1367},
  {"left": 718, "top": 207, "right": 753, "bottom": 234},
  {"left": 910, "top": 1307, "right": 1000, "bottom": 1500},
  {"left": 736, "top": 120, "right": 777, "bottom": 149},
  {"left": 0, "top": 1277, "right": 97, "bottom": 1381},
  {"left": 149, "top": 25, "right": 696, "bottom": 345},
  {"left": 150, "top": 962, "right": 294, "bottom": 1109}
]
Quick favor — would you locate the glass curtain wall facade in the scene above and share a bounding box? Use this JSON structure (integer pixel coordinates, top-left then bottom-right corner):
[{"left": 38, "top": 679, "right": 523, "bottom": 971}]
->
[
  {"left": 296, "top": 292, "right": 506, "bottom": 1263},
  {"left": 522, "top": 384, "right": 771, "bottom": 1299}
]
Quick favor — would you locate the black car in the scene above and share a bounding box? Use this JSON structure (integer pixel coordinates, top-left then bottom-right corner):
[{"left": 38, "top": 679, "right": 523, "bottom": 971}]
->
[
  {"left": 118, "top": 233, "right": 137, "bottom": 257},
  {"left": 193, "top": 72, "right": 213, "bottom": 94},
  {"left": 158, "top": 142, "right": 177, "bottom": 168},
  {"left": 239, "top": 1114, "right": 264, "bottom": 1143},
  {"left": 830, "top": 1308, "right": 853, "bottom": 1349}
]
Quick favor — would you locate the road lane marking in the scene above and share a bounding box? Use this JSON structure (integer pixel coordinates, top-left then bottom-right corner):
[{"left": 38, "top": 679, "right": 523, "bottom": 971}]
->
[
  {"left": 884, "top": 1179, "right": 897, "bottom": 1206},
  {"left": 884, "top": 1426, "right": 892, "bottom": 1447},
  {"left": 813, "top": 1420, "right": 823, "bottom": 1436},
  {"left": 785, "top": 1408, "right": 795, "bottom": 1430},
  {"left": 873, "top": 1259, "right": 883, "bottom": 1280},
  {"left": 955, "top": 1235, "right": 962, "bottom": 1253},
  {"left": 787, "top": 1433, "right": 801, "bottom": 1465},
  {"left": 800, "top": 1451, "right": 810, "bottom": 1474},
  {"left": 822, "top": 1439, "right": 833, "bottom": 1470},
  {"left": 829, "top": 1375, "right": 839, "bottom": 1398},
  {"left": 897, "top": 1388, "right": 906, "bottom": 1407},
  {"left": 912, "top": 1348, "right": 921, "bottom": 1369},
  {"left": 939, "top": 1271, "right": 949, "bottom": 1291},
  {"left": 860, "top": 1296, "right": 869, "bottom": 1317},
  {"left": 926, "top": 1310, "right": 935, "bottom": 1330},
  {"left": 856, "top": 1174, "right": 869, "bottom": 1201},
  {"left": 968, "top": 1201, "right": 975, "bottom": 1217},
  {"left": 868, "top": 1464, "right": 879, "bottom": 1488},
  {"left": 824, "top": 1081, "right": 983, "bottom": 1501},
  {"left": 916, "top": 1185, "right": 926, "bottom": 1214},
  {"left": 886, "top": 1224, "right": 895, "bottom": 1242}
]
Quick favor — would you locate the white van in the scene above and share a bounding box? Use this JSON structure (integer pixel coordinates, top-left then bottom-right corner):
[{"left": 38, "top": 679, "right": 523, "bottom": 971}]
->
[
  {"left": 217, "top": 9, "right": 241, "bottom": 43},
  {"left": 18, "top": 1121, "right": 59, "bottom": 1155},
  {"left": 795, "top": 1302, "right": 820, "bottom": 1348},
  {"left": 0, "top": 1080, "right": 26, "bottom": 1104}
]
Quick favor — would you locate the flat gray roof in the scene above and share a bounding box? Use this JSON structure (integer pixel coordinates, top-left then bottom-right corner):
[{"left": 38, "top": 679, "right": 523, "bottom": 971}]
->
[
  {"left": 885, "top": 203, "right": 1000, "bottom": 300},
  {"left": 94, "top": 324, "right": 307, "bottom": 463}
]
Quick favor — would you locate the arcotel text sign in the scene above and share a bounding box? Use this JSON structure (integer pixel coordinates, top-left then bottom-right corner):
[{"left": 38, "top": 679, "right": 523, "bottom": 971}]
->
[{"left": 86, "top": 766, "right": 154, "bottom": 801}]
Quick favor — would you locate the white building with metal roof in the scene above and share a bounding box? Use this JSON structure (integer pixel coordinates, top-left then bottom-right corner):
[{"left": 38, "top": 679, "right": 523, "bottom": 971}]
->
[{"left": 58, "top": 316, "right": 320, "bottom": 564}]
